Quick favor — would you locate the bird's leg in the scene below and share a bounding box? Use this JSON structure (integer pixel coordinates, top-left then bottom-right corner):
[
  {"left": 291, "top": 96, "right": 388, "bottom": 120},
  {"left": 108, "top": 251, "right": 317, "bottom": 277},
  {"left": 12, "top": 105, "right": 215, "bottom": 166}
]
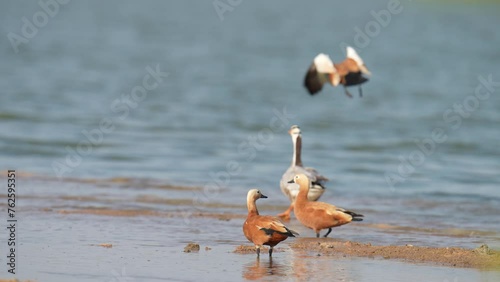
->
[
  {"left": 256, "top": 246, "right": 260, "bottom": 257},
  {"left": 277, "top": 203, "right": 294, "bottom": 221},
  {"left": 358, "top": 86, "right": 363, "bottom": 97},
  {"left": 343, "top": 86, "right": 353, "bottom": 98},
  {"left": 323, "top": 228, "right": 332, "bottom": 238},
  {"left": 269, "top": 247, "right": 273, "bottom": 257},
  {"left": 316, "top": 232, "right": 320, "bottom": 238}
]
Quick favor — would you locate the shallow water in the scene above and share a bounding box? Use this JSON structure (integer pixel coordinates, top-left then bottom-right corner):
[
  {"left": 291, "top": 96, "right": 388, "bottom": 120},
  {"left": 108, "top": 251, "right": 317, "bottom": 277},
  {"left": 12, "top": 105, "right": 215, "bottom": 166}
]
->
[
  {"left": 0, "top": 176, "right": 497, "bottom": 281},
  {"left": 15, "top": 210, "right": 497, "bottom": 282},
  {"left": 1, "top": 0, "right": 500, "bottom": 281}
]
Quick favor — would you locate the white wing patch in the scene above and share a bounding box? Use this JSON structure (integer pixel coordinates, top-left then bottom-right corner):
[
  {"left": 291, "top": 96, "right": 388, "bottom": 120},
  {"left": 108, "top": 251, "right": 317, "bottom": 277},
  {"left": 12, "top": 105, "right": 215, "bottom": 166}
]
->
[
  {"left": 346, "top": 46, "right": 364, "bottom": 67},
  {"left": 313, "top": 53, "right": 336, "bottom": 74}
]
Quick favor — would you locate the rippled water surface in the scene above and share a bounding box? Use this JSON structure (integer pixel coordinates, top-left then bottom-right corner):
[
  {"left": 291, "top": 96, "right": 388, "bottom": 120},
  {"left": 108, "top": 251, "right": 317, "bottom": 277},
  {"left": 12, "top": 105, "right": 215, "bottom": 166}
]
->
[{"left": 1, "top": 0, "right": 500, "bottom": 281}]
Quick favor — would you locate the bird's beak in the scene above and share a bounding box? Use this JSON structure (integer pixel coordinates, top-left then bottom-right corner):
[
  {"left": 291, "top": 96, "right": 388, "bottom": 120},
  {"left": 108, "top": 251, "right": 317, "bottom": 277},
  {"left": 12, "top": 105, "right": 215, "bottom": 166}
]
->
[
  {"left": 360, "top": 65, "right": 371, "bottom": 76},
  {"left": 287, "top": 179, "right": 294, "bottom": 184},
  {"left": 260, "top": 193, "right": 268, "bottom": 199}
]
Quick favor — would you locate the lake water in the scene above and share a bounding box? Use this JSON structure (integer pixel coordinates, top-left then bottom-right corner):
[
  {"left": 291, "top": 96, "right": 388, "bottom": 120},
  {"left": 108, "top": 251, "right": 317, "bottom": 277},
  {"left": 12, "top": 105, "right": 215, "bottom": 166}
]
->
[{"left": 0, "top": 0, "right": 499, "bottom": 281}]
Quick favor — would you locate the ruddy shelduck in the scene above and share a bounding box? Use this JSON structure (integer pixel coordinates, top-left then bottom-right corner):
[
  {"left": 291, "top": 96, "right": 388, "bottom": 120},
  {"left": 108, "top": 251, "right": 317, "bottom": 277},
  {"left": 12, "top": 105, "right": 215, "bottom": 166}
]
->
[
  {"left": 289, "top": 174, "right": 363, "bottom": 238},
  {"left": 278, "top": 125, "right": 328, "bottom": 220},
  {"left": 243, "top": 189, "right": 298, "bottom": 256},
  {"left": 304, "top": 46, "right": 371, "bottom": 98}
]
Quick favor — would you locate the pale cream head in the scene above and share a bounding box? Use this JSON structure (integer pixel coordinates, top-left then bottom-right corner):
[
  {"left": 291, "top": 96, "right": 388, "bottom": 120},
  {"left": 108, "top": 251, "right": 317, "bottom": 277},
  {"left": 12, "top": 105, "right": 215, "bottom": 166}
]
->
[
  {"left": 288, "top": 125, "right": 301, "bottom": 137},
  {"left": 291, "top": 174, "right": 310, "bottom": 192},
  {"left": 247, "top": 189, "right": 268, "bottom": 202}
]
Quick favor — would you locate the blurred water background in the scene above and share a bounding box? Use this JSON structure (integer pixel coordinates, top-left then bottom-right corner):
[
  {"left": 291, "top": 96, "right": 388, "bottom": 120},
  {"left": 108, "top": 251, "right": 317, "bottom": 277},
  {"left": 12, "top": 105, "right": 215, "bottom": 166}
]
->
[{"left": 0, "top": 1, "right": 499, "bottom": 281}]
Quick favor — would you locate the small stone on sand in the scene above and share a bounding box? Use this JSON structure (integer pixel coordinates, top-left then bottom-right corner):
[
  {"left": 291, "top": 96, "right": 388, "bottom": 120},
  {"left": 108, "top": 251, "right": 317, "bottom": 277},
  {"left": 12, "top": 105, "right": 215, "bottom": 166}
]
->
[
  {"left": 474, "top": 244, "right": 491, "bottom": 255},
  {"left": 184, "top": 243, "right": 200, "bottom": 253}
]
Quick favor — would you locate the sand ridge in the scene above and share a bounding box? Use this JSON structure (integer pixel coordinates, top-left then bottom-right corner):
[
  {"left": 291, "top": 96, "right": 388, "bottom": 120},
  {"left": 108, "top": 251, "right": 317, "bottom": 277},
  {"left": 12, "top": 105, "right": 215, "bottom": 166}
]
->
[{"left": 235, "top": 238, "right": 500, "bottom": 269}]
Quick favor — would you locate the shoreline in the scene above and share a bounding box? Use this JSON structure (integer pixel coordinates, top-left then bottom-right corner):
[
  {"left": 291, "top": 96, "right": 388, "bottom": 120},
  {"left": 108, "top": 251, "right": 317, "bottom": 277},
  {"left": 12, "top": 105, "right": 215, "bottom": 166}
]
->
[
  {"left": 54, "top": 207, "right": 499, "bottom": 269},
  {"left": 234, "top": 239, "right": 499, "bottom": 269},
  {"left": 290, "top": 238, "right": 500, "bottom": 269}
]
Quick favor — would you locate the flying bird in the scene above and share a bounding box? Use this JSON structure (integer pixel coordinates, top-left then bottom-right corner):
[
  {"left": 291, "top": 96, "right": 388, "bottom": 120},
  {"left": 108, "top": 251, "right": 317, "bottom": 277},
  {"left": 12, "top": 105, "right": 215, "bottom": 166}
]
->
[{"left": 304, "top": 46, "right": 371, "bottom": 98}]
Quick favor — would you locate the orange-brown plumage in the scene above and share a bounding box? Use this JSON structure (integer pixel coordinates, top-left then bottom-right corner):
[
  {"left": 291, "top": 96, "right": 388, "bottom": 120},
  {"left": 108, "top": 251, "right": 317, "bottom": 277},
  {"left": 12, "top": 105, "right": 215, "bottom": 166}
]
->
[
  {"left": 335, "top": 58, "right": 359, "bottom": 78},
  {"left": 304, "top": 46, "right": 371, "bottom": 97},
  {"left": 243, "top": 189, "right": 298, "bottom": 256},
  {"left": 291, "top": 174, "right": 363, "bottom": 238}
]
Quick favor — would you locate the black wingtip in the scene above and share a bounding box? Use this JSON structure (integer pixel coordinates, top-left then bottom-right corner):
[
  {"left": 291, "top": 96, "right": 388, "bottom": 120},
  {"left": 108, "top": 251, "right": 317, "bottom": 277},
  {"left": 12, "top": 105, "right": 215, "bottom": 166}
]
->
[
  {"left": 286, "top": 227, "right": 299, "bottom": 237},
  {"left": 260, "top": 227, "right": 298, "bottom": 237},
  {"left": 311, "top": 181, "right": 326, "bottom": 189},
  {"left": 345, "top": 210, "right": 364, "bottom": 221},
  {"left": 260, "top": 227, "right": 275, "bottom": 236},
  {"left": 304, "top": 85, "right": 319, "bottom": 96}
]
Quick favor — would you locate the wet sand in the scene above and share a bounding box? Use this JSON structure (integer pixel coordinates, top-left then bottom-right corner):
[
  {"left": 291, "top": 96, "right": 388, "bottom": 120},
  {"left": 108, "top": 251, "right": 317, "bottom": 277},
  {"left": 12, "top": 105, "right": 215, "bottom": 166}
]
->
[
  {"left": 51, "top": 207, "right": 500, "bottom": 269},
  {"left": 235, "top": 240, "right": 499, "bottom": 269},
  {"left": 1, "top": 175, "right": 499, "bottom": 281}
]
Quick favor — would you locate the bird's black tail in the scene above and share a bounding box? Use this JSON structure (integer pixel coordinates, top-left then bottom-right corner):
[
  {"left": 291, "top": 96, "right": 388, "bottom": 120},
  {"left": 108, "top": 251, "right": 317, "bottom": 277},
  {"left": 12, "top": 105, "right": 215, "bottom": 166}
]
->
[{"left": 345, "top": 210, "right": 364, "bottom": 221}]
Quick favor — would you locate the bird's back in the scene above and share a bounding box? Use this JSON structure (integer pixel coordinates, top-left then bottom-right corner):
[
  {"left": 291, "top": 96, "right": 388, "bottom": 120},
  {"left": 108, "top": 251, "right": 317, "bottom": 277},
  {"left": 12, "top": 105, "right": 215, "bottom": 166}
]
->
[
  {"left": 295, "top": 200, "right": 353, "bottom": 230},
  {"left": 243, "top": 214, "right": 296, "bottom": 246},
  {"left": 280, "top": 165, "right": 326, "bottom": 202}
]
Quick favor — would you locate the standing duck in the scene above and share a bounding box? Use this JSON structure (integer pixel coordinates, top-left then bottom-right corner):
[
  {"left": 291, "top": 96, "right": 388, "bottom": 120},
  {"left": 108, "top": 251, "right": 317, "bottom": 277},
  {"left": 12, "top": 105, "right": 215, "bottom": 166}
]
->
[
  {"left": 243, "top": 189, "right": 298, "bottom": 257},
  {"left": 277, "top": 125, "right": 328, "bottom": 220},
  {"left": 304, "top": 46, "right": 371, "bottom": 98},
  {"left": 290, "top": 174, "right": 363, "bottom": 238}
]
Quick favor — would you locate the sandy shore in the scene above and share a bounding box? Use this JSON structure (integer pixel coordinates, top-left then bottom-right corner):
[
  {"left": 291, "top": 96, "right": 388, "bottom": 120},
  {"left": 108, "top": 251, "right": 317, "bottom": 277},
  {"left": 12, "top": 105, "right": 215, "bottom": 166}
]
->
[
  {"left": 53, "top": 207, "right": 500, "bottom": 269},
  {"left": 235, "top": 239, "right": 499, "bottom": 269}
]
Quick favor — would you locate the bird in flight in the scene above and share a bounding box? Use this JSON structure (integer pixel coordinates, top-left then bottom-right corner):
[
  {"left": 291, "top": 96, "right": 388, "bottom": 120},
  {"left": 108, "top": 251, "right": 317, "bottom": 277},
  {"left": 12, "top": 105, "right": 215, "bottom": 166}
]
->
[{"left": 304, "top": 46, "right": 371, "bottom": 98}]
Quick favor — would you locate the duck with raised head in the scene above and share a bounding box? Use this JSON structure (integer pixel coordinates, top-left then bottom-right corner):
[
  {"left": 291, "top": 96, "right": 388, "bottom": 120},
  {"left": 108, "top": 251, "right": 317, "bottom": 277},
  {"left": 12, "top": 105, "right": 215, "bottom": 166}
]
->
[
  {"left": 243, "top": 189, "right": 298, "bottom": 257},
  {"left": 304, "top": 46, "right": 371, "bottom": 98},
  {"left": 289, "top": 174, "right": 363, "bottom": 238},
  {"left": 277, "top": 125, "right": 329, "bottom": 220}
]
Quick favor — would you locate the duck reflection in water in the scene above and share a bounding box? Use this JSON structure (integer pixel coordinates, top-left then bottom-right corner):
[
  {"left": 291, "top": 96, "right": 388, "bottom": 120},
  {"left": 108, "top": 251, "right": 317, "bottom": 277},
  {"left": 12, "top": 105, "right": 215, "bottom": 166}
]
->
[{"left": 242, "top": 257, "right": 288, "bottom": 280}]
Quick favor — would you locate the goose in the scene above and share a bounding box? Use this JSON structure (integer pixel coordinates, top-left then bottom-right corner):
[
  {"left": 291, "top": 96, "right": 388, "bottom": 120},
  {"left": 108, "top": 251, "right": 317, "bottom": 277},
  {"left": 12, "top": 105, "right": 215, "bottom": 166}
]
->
[
  {"left": 289, "top": 174, "right": 363, "bottom": 238},
  {"left": 277, "top": 125, "right": 328, "bottom": 220},
  {"left": 243, "top": 189, "right": 299, "bottom": 257},
  {"left": 304, "top": 46, "right": 371, "bottom": 98}
]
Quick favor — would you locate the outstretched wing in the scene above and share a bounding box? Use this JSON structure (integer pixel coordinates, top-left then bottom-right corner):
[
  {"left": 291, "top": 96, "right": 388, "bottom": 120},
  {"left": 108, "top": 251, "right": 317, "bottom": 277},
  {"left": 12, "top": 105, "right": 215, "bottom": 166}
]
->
[
  {"left": 304, "top": 53, "right": 339, "bottom": 95},
  {"left": 304, "top": 63, "right": 324, "bottom": 95},
  {"left": 346, "top": 46, "right": 371, "bottom": 76}
]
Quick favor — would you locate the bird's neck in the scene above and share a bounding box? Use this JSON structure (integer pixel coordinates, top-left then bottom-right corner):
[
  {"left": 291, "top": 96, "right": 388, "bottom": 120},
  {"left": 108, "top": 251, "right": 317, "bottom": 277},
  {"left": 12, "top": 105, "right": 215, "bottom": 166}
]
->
[
  {"left": 247, "top": 197, "right": 259, "bottom": 216},
  {"left": 292, "top": 135, "right": 303, "bottom": 167},
  {"left": 295, "top": 184, "right": 309, "bottom": 205}
]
